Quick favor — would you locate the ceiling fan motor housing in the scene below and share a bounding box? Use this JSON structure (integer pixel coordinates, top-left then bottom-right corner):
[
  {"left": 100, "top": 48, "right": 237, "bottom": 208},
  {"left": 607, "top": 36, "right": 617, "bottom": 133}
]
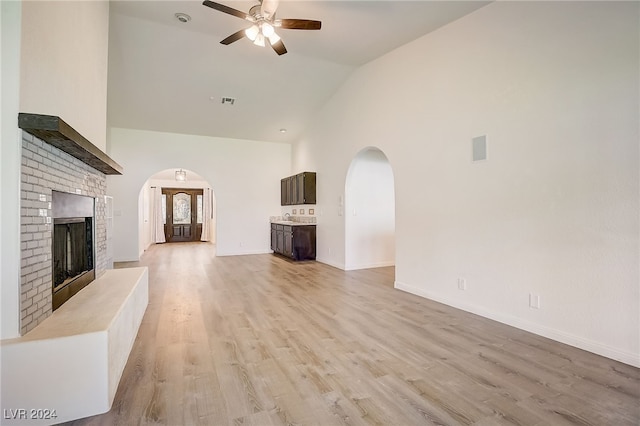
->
[{"left": 249, "top": 4, "right": 264, "bottom": 20}]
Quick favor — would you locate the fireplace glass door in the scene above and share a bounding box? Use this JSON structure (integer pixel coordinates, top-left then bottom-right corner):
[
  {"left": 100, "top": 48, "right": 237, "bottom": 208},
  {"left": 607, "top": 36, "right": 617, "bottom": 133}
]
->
[
  {"left": 51, "top": 191, "right": 96, "bottom": 311},
  {"left": 53, "top": 219, "right": 91, "bottom": 288}
]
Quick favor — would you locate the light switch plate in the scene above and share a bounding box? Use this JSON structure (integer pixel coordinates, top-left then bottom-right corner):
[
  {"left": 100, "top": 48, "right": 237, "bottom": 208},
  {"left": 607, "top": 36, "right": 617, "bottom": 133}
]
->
[{"left": 472, "top": 135, "right": 487, "bottom": 161}]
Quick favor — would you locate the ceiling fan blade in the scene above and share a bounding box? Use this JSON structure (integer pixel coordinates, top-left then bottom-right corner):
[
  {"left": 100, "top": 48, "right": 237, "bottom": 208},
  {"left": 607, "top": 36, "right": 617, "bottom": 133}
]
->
[
  {"left": 202, "top": 1, "right": 250, "bottom": 20},
  {"left": 269, "top": 38, "right": 287, "bottom": 56},
  {"left": 279, "top": 19, "right": 321, "bottom": 30},
  {"left": 261, "top": 0, "right": 279, "bottom": 20},
  {"left": 220, "top": 29, "right": 246, "bottom": 45}
]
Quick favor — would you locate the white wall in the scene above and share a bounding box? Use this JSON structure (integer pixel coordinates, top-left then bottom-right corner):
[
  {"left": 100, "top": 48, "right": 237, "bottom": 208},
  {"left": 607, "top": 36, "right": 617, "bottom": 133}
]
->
[
  {"left": 19, "top": 1, "right": 109, "bottom": 150},
  {"left": 293, "top": 2, "right": 639, "bottom": 366},
  {"left": 1, "top": 0, "right": 23, "bottom": 340},
  {"left": 345, "top": 148, "right": 395, "bottom": 270},
  {"left": 107, "top": 128, "right": 290, "bottom": 261}
]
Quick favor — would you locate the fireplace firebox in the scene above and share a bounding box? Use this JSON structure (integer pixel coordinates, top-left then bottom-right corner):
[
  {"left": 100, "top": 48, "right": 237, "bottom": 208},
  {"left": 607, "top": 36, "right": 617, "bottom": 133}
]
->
[{"left": 52, "top": 191, "right": 96, "bottom": 310}]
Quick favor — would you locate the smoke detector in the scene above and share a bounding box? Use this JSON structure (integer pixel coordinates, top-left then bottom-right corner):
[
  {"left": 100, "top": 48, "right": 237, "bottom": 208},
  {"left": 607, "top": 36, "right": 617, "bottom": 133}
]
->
[{"left": 175, "top": 13, "right": 191, "bottom": 23}]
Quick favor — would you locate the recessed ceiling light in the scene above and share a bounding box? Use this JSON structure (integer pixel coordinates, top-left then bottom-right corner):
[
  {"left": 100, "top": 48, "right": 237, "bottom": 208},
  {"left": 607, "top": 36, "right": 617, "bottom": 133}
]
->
[
  {"left": 175, "top": 13, "right": 191, "bottom": 23},
  {"left": 279, "top": 128, "right": 287, "bottom": 133}
]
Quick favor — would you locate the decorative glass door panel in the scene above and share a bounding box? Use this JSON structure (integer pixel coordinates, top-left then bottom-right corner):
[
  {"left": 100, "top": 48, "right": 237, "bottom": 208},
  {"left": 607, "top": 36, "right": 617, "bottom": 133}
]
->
[
  {"left": 173, "top": 193, "right": 192, "bottom": 224},
  {"left": 161, "top": 188, "right": 203, "bottom": 242}
]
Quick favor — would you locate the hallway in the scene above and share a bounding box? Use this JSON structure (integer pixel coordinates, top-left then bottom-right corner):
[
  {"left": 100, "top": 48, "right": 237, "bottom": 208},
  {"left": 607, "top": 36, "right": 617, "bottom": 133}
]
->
[{"left": 68, "top": 243, "right": 639, "bottom": 425}]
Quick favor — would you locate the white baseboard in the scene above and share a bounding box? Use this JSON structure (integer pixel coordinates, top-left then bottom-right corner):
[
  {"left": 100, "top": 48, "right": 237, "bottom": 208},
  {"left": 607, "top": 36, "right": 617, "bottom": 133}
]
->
[
  {"left": 315, "top": 256, "right": 345, "bottom": 270},
  {"left": 215, "top": 249, "right": 271, "bottom": 257},
  {"left": 394, "top": 281, "right": 640, "bottom": 368},
  {"left": 345, "top": 260, "right": 395, "bottom": 271}
]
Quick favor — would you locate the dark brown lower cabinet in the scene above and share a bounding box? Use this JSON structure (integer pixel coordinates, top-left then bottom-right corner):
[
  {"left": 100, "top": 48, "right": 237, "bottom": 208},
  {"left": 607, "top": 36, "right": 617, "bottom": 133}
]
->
[{"left": 270, "top": 224, "right": 316, "bottom": 261}]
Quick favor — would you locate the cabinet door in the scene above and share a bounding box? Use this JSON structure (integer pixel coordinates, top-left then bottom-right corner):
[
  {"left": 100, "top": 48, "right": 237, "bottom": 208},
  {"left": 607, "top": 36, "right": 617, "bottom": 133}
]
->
[
  {"left": 296, "top": 174, "right": 305, "bottom": 204},
  {"left": 290, "top": 175, "right": 297, "bottom": 205},
  {"left": 271, "top": 225, "right": 277, "bottom": 251},
  {"left": 284, "top": 228, "right": 293, "bottom": 257},
  {"left": 285, "top": 177, "right": 295, "bottom": 206},
  {"left": 280, "top": 179, "right": 287, "bottom": 206},
  {"left": 304, "top": 172, "right": 316, "bottom": 204},
  {"left": 289, "top": 177, "right": 296, "bottom": 205},
  {"left": 292, "top": 226, "right": 316, "bottom": 260},
  {"left": 276, "top": 229, "right": 284, "bottom": 253}
]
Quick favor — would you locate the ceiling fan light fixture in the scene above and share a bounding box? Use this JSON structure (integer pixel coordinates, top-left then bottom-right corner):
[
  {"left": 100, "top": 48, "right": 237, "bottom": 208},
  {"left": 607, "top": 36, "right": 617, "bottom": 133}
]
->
[
  {"left": 261, "top": 22, "right": 275, "bottom": 37},
  {"left": 245, "top": 24, "right": 259, "bottom": 41},
  {"left": 268, "top": 32, "right": 281, "bottom": 44},
  {"left": 253, "top": 32, "right": 266, "bottom": 47}
]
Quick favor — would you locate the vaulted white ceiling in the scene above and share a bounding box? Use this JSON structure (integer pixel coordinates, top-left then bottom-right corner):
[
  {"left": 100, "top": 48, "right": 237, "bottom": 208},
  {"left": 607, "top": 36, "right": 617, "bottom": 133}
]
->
[{"left": 107, "top": 1, "right": 490, "bottom": 143}]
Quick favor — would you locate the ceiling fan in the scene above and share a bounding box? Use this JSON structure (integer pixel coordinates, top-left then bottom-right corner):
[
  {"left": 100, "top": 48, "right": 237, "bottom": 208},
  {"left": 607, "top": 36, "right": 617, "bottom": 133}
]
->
[{"left": 202, "top": 0, "right": 321, "bottom": 56}]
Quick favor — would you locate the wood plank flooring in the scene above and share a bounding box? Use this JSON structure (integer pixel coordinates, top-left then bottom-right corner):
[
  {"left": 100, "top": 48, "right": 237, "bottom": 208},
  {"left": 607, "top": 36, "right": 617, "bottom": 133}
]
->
[{"left": 66, "top": 242, "right": 639, "bottom": 425}]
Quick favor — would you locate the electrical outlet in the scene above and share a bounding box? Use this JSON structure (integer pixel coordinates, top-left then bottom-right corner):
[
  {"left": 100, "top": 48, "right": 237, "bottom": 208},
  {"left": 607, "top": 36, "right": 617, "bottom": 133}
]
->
[
  {"left": 529, "top": 293, "right": 540, "bottom": 309},
  {"left": 457, "top": 278, "right": 467, "bottom": 290}
]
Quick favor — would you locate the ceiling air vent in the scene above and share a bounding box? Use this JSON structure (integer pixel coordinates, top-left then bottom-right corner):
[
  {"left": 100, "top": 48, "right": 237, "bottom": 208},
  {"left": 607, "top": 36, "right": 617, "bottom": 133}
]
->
[{"left": 221, "top": 97, "right": 236, "bottom": 105}]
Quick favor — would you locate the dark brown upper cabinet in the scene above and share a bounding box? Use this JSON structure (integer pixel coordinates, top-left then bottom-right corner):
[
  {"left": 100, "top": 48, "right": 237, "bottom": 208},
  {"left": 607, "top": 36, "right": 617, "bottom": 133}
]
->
[{"left": 280, "top": 172, "right": 316, "bottom": 205}]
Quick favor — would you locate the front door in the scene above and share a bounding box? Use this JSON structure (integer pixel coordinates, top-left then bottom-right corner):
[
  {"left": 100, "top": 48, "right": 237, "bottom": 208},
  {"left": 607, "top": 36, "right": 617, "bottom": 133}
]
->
[{"left": 162, "top": 188, "right": 203, "bottom": 242}]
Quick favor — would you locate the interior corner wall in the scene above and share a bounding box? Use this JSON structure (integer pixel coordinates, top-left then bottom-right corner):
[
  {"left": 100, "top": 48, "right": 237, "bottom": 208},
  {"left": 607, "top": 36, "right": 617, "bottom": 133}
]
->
[
  {"left": 107, "top": 128, "right": 290, "bottom": 261},
  {"left": 19, "top": 0, "right": 109, "bottom": 150},
  {"left": 292, "top": 1, "right": 639, "bottom": 366}
]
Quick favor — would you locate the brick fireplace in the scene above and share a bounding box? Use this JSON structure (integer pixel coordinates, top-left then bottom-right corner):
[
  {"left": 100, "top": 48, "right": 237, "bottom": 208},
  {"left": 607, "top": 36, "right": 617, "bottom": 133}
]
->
[
  {"left": 18, "top": 114, "right": 122, "bottom": 335},
  {"left": 2, "top": 114, "right": 147, "bottom": 425}
]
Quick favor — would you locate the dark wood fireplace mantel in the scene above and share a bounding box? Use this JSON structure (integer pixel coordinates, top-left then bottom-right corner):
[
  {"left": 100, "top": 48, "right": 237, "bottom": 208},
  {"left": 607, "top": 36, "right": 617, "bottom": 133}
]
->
[{"left": 18, "top": 113, "right": 123, "bottom": 175}]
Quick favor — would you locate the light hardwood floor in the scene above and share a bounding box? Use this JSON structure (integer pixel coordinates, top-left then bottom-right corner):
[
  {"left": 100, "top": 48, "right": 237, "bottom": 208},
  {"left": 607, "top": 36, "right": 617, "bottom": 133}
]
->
[{"left": 67, "top": 242, "right": 639, "bottom": 425}]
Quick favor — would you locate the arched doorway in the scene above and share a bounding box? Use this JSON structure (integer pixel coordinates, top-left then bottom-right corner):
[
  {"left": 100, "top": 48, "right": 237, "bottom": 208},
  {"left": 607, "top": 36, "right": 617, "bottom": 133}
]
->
[
  {"left": 137, "top": 168, "right": 216, "bottom": 256},
  {"left": 344, "top": 147, "right": 395, "bottom": 270}
]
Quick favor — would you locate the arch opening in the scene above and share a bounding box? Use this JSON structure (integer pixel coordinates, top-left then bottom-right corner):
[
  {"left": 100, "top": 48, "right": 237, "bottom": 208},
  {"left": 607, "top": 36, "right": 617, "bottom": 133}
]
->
[
  {"left": 344, "top": 147, "right": 395, "bottom": 271},
  {"left": 137, "top": 168, "right": 216, "bottom": 257}
]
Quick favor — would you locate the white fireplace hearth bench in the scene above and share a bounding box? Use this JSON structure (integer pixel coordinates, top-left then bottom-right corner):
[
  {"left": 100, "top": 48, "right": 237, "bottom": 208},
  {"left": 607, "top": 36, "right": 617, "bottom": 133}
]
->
[{"left": 0, "top": 267, "right": 149, "bottom": 425}]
